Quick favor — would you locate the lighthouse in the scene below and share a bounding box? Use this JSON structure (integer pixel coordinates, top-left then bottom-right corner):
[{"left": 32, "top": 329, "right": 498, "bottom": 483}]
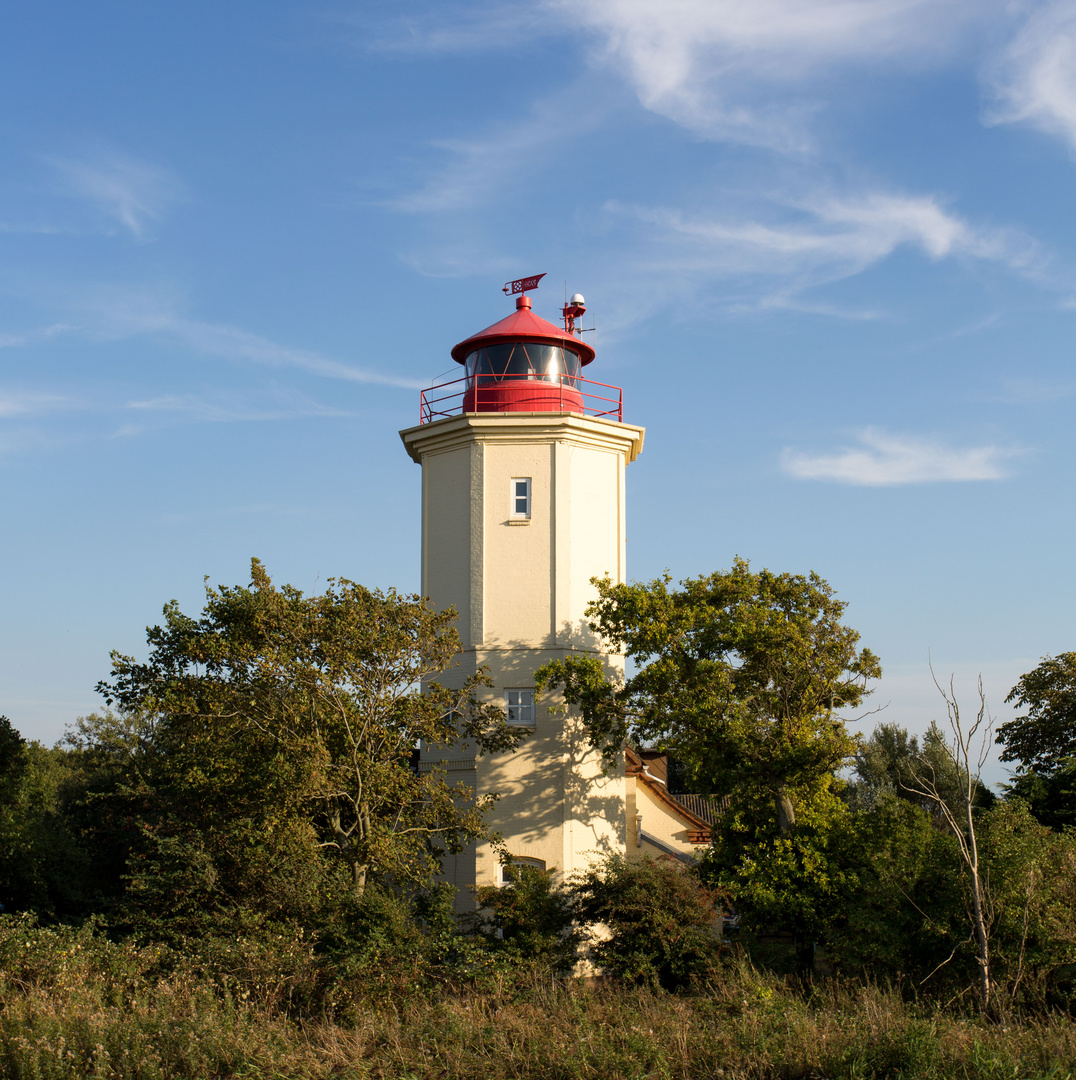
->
[{"left": 399, "top": 278, "right": 645, "bottom": 900}]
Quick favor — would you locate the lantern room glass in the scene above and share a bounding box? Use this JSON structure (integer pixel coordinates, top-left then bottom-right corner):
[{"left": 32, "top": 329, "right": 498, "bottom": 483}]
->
[{"left": 465, "top": 343, "right": 582, "bottom": 387}]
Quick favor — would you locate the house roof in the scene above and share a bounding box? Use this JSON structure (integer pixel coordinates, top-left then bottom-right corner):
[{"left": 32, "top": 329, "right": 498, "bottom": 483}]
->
[{"left": 626, "top": 747, "right": 725, "bottom": 837}]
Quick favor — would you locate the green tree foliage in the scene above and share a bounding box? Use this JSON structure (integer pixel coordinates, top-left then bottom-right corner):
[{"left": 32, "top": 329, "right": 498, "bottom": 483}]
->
[
  {"left": 0, "top": 716, "right": 31, "bottom": 909},
  {"left": 820, "top": 793, "right": 1076, "bottom": 1009},
  {"left": 572, "top": 854, "right": 724, "bottom": 991},
  {"left": 826, "top": 795, "right": 966, "bottom": 981},
  {"left": 700, "top": 782, "right": 855, "bottom": 956},
  {"left": 69, "top": 706, "right": 335, "bottom": 943},
  {"left": 999, "top": 653, "right": 1076, "bottom": 775},
  {"left": 94, "top": 559, "right": 526, "bottom": 934},
  {"left": 977, "top": 800, "right": 1076, "bottom": 1009},
  {"left": 847, "top": 722, "right": 995, "bottom": 818},
  {"left": 1003, "top": 761, "right": 1076, "bottom": 832},
  {"left": 467, "top": 862, "right": 580, "bottom": 972},
  {"left": 0, "top": 719, "right": 99, "bottom": 917},
  {"left": 536, "top": 558, "right": 880, "bottom": 836}
]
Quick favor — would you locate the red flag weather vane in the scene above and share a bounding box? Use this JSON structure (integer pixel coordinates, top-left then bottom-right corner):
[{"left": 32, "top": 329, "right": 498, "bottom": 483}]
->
[{"left": 503, "top": 272, "right": 546, "bottom": 296}]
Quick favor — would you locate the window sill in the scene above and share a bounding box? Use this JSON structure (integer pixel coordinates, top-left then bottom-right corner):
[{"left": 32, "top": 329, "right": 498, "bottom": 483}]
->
[{"left": 507, "top": 518, "right": 531, "bottom": 526}]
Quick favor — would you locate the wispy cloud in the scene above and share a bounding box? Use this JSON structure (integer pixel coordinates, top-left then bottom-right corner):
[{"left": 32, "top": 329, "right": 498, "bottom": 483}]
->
[
  {"left": 124, "top": 390, "right": 362, "bottom": 425},
  {"left": 49, "top": 150, "right": 185, "bottom": 239},
  {"left": 167, "top": 318, "right": 424, "bottom": 389},
  {"left": 378, "top": 0, "right": 990, "bottom": 150},
  {"left": 605, "top": 189, "right": 1039, "bottom": 296},
  {"left": 346, "top": 2, "right": 552, "bottom": 55},
  {"left": 0, "top": 222, "right": 70, "bottom": 235},
  {"left": 993, "top": 376, "right": 1076, "bottom": 405},
  {"left": 0, "top": 389, "right": 81, "bottom": 418},
  {"left": 73, "top": 286, "right": 424, "bottom": 389},
  {"left": 0, "top": 324, "right": 76, "bottom": 349},
  {"left": 781, "top": 428, "right": 1023, "bottom": 485},
  {"left": 389, "top": 86, "right": 605, "bottom": 214},
  {"left": 986, "top": 1, "right": 1076, "bottom": 153}
]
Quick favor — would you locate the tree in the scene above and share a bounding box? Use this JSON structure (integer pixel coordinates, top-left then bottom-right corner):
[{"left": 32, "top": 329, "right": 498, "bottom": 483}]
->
[
  {"left": 98, "top": 559, "right": 526, "bottom": 901},
  {"left": 535, "top": 558, "right": 880, "bottom": 836},
  {"left": 825, "top": 794, "right": 966, "bottom": 984},
  {"left": 904, "top": 675, "right": 997, "bottom": 1016},
  {"left": 998, "top": 653, "right": 1076, "bottom": 775},
  {"left": 0, "top": 719, "right": 99, "bottom": 917},
  {"left": 1002, "top": 760, "right": 1076, "bottom": 832},
  {"left": 847, "top": 721, "right": 994, "bottom": 819},
  {"left": 846, "top": 721, "right": 922, "bottom": 809}
]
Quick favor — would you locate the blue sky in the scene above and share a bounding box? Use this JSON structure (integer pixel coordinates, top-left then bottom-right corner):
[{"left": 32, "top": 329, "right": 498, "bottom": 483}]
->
[{"left": 2, "top": 1, "right": 1074, "bottom": 784}]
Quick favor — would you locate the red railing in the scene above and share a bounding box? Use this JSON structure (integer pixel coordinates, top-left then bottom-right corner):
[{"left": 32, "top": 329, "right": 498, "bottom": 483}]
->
[{"left": 419, "top": 374, "right": 623, "bottom": 424}]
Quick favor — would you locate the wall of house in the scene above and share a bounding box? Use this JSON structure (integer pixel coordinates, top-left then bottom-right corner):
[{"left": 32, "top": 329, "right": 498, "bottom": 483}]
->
[{"left": 634, "top": 778, "right": 705, "bottom": 861}]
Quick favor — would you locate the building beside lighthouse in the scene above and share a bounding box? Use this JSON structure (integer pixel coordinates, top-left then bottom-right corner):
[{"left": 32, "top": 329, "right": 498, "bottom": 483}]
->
[{"left": 399, "top": 282, "right": 714, "bottom": 902}]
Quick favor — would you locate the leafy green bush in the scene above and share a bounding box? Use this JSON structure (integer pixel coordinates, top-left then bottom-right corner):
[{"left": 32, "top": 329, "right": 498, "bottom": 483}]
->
[
  {"left": 572, "top": 853, "right": 724, "bottom": 990},
  {"left": 467, "top": 861, "right": 580, "bottom": 973}
]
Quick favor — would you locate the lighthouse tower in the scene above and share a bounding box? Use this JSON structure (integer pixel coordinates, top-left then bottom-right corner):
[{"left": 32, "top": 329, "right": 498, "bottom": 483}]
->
[{"left": 399, "top": 281, "right": 645, "bottom": 899}]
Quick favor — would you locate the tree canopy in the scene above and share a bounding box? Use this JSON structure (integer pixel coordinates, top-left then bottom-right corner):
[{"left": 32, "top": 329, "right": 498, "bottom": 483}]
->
[
  {"left": 998, "top": 653, "right": 1076, "bottom": 775},
  {"left": 535, "top": 557, "right": 880, "bottom": 835},
  {"left": 847, "top": 721, "right": 994, "bottom": 817},
  {"left": 97, "top": 559, "right": 526, "bottom": 900}
]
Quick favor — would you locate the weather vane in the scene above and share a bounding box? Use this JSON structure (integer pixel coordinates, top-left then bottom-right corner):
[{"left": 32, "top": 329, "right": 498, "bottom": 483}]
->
[{"left": 502, "top": 273, "right": 546, "bottom": 296}]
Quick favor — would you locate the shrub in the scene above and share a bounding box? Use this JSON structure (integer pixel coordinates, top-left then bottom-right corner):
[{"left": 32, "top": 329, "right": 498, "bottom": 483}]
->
[
  {"left": 572, "top": 854, "right": 725, "bottom": 990},
  {"left": 467, "top": 861, "right": 580, "bottom": 973}
]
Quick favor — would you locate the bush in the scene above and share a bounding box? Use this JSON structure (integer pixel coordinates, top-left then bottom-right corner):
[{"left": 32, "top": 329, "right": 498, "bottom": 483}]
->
[
  {"left": 467, "top": 861, "right": 580, "bottom": 973},
  {"left": 572, "top": 854, "right": 725, "bottom": 990}
]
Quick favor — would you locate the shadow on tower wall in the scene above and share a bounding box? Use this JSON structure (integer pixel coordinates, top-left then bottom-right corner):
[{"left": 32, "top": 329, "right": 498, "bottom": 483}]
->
[{"left": 428, "top": 618, "right": 626, "bottom": 908}]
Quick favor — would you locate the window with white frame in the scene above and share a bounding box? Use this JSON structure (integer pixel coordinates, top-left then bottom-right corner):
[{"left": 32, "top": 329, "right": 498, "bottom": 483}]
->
[
  {"left": 505, "top": 688, "right": 535, "bottom": 727},
  {"left": 510, "top": 477, "right": 531, "bottom": 519},
  {"left": 500, "top": 856, "right": 547, "bottom": 885}
]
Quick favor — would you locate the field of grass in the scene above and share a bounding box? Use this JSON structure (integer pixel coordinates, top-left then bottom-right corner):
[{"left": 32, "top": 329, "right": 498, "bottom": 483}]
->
[{"left": 1, "top": 920, "right": 1074, "bottom": 1079}]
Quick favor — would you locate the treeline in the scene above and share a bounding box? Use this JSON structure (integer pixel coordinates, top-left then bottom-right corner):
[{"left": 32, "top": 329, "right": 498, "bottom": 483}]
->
[{"left": 1, "top": 560, "right": 1075, "bottom": 1030}]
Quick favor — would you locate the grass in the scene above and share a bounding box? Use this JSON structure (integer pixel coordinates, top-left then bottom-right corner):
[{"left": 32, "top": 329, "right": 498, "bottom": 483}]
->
[{"left": 0, "top": 919, "right": 1074, "bottom": 1079}]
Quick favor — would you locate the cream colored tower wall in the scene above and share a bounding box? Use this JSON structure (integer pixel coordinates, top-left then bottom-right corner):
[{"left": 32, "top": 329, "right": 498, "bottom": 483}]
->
[
  {"left": 481, "top": 440, "right": 556, "bottom": 646},
  {"left": 400, "top": 413, "right": 644, "bottom": 898},
  {"left": 421, "top": 444, "right": 473, "bottom": 648}
]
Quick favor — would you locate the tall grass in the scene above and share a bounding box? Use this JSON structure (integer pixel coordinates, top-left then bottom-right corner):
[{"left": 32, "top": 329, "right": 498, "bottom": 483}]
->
[{"left": 1, "top": 917, "right": 1073, "bottom": 1079}]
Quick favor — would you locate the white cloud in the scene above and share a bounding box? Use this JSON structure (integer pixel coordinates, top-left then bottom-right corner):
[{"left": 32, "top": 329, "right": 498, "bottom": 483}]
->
[
  {"left": 986, "top": 1, "right": 1076, "bottom": 152},
  {"left": 606, "top": 189, "right": 1038, "bottom": 292},
  {"left": 545, "top": 0, "right": 988, "bottom": 147},
  {"left": 0, "top": 324, "right": 75, "bottom": 349},
  {"left": 74, "top": 286, "right": 423, "bottom": 390},
  {"left": 366, "top": 0, "right": 993, "bottom": 149},
  {"left": 167, "top": 318, "right": 425, "bottom": 389},
  {"left": 993, "top": 376, "right": 1076, "bottom": 404},
  {"left": 124, "top": 391, "right": 361, "bottom": 424},
  {"left": 49, "top": 150, "right": 185, "bottom": 239},
  {"left": 0, "top": 389, "right": 79, "bottom": 418},
  {"left": 0, "top": 223, "right": 68, "bottom": 235},
  {"left": 989, "top": 0, "right": 1076, "bottom": 154},
  {"left": 781, "top": 428, "right": 1022, "bottom": 485},
  {"left": 389, "top": 85, "right": 604, "bottom": 214},
  {"left": 350, "top": 1, "right": 551, "bottom": 54}
]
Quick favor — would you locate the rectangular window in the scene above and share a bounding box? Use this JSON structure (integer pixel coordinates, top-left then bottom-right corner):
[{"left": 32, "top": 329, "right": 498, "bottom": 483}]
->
[
  {"left": 510, "top": 477, "right": 531, "bottom": 519},
  {"left": 506, "top": 688, "right": 535, "bottom": 727}
]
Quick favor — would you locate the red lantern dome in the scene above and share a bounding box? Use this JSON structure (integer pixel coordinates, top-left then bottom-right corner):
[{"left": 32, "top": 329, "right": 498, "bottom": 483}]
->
[{"left": 451, "top": 295, "right": 595, "bottom": 414}]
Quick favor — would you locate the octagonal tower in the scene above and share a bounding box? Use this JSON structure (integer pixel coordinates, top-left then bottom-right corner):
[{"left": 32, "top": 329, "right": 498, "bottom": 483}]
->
[{"left": 399, "top": 282, "right": 644, "bottom": 903}]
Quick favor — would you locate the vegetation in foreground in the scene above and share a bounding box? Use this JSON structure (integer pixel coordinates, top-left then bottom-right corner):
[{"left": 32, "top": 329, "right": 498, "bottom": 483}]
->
[
  {"left": 1, "top": 915, "right": 1075, "bottom": 1080},
  {"left": 3, "top": 560, "right": 1076, "bottom": 1077}
]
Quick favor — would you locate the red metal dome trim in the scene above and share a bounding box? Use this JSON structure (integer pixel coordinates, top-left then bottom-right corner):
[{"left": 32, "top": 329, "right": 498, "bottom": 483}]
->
[{"left": 450, "top": 298, "right": 595, "bottom": 366}]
